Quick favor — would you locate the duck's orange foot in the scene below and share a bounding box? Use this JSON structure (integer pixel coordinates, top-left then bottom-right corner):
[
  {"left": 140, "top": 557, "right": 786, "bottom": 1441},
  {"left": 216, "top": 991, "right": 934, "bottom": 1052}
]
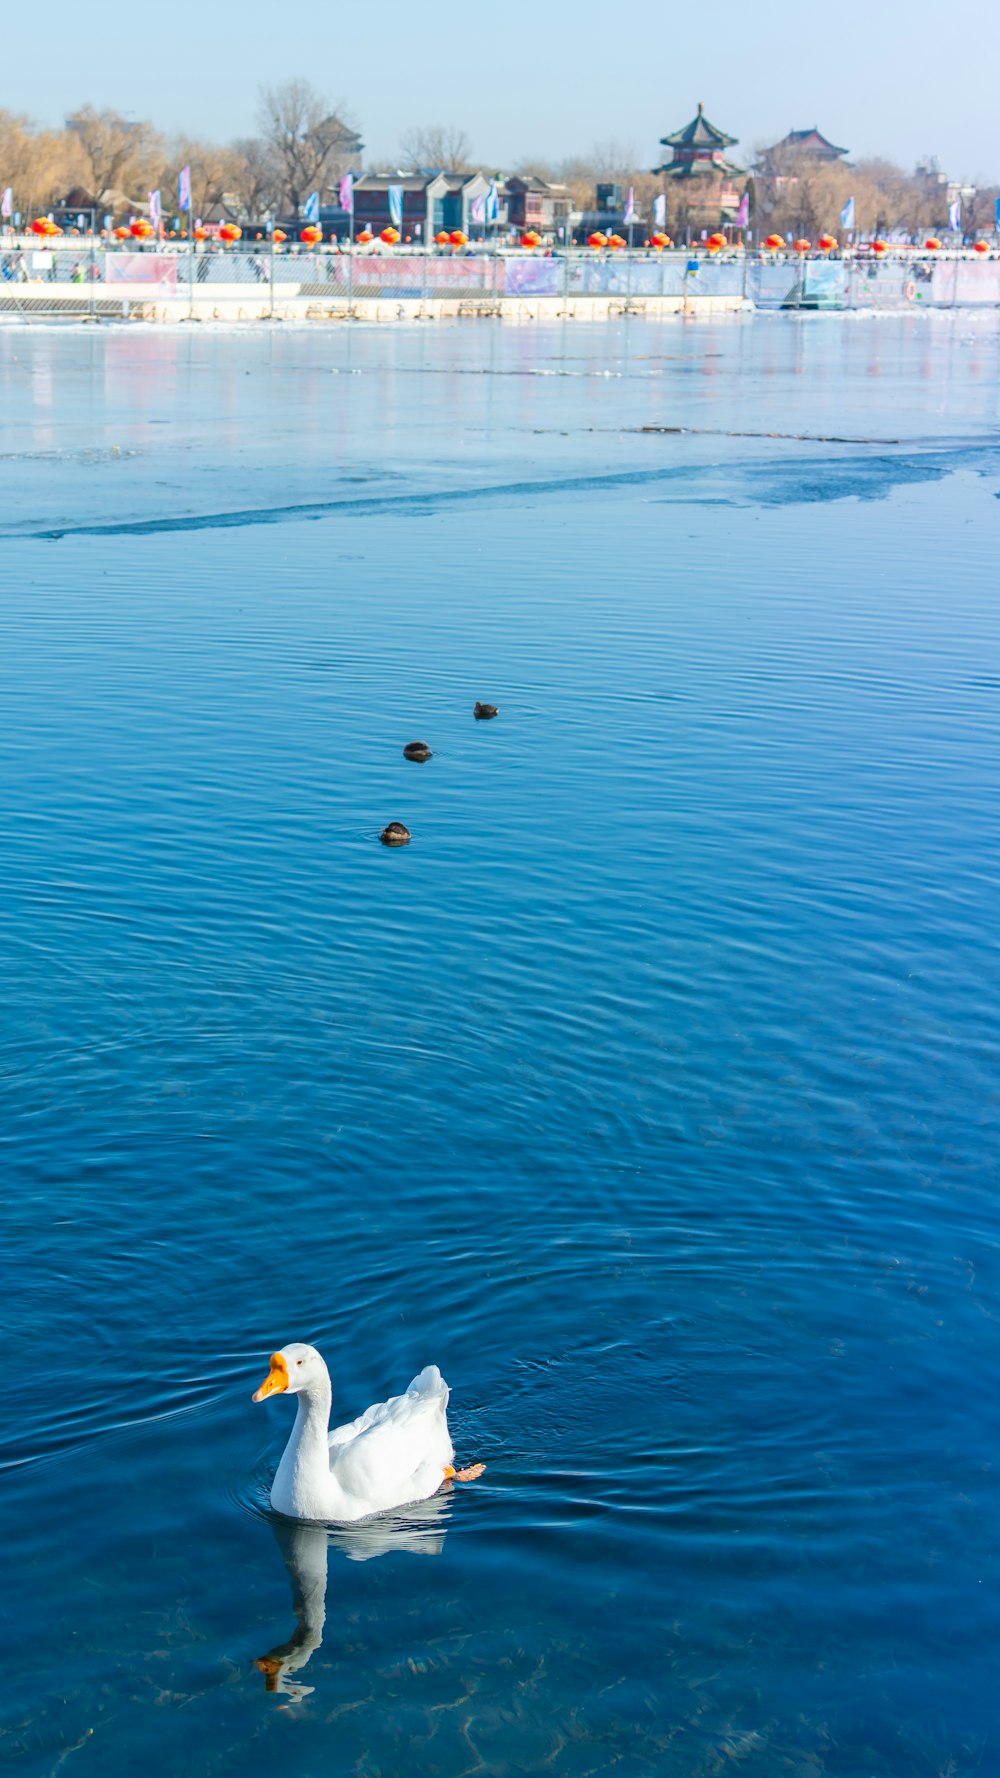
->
[{"left": 454, "top": 1462, "right": 486, "bottom": 1482}]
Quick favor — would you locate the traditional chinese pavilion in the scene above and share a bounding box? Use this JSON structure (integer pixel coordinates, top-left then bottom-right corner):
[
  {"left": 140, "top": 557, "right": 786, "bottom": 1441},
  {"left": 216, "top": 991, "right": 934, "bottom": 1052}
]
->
[
  {"left": 764, "top": 128, "right": 848, "bottom": 164},
  {"left": 653, "top": 103, "right": 745, "bottom": 229}
]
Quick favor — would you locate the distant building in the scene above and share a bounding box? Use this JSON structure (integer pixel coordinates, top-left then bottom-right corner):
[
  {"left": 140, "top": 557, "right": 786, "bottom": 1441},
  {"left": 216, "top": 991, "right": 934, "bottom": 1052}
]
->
[
  {"left": 577, "top": 181, "right": 645, "bottom": 240},
  {"left": 51, "top": 186, "right": 102, "bottom": 230},
  {"left": 755, "top": 129, "right": 849, "bottom": 178},
  {"left": 440, "top": 172, "right": 492, "bottom": 234},
  {"left": 351, "top": 172, "right": 449, "bottom": 240},
  {"left": 761, "top": 129, "right": 839, "bottom": 164},
  {"left": 503, "top": 175, "right": 571, "bottom": 234},
  {"left": 347, "top": 171, "right": 492, "bottom": 240},
  {"left": 653, "top": 103, "right": 745, "bottom": 229}
]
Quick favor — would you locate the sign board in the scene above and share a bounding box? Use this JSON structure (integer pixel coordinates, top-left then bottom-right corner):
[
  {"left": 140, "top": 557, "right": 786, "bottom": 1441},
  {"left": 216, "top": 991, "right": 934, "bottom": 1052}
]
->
[{"left": 105, "top": 253, "right": 179, "bottom": 286}]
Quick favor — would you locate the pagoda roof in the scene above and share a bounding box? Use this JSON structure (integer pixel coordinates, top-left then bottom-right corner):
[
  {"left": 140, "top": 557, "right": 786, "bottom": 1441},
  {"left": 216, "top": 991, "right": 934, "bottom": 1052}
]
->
[
  {"left": 770, "top": 127, "right": 848, "bottom": 158},
  {"left": 660, "top": 103, "right": 737, "bottom": 151},
  {"left": 655, "top": 154, "right": 744, "bottom": 180}
]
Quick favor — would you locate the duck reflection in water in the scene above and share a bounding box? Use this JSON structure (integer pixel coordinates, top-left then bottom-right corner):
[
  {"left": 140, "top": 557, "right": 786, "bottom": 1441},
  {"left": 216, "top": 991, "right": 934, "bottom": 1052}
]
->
[{"left": 256, "top": 1490, "right": 453, "bottom": 1699}]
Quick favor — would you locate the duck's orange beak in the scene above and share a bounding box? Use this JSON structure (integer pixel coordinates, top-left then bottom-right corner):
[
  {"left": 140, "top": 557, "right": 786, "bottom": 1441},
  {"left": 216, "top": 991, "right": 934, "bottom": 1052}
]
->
[{"left": 252, "top": 1352, "right": 289, "bottom": 1402}]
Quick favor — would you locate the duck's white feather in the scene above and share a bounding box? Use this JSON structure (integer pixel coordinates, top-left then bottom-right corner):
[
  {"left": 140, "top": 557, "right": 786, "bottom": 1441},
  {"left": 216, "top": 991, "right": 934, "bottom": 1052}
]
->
[
  {"left": 265, "top": 1348, "right": 454, "bottom": 1524},
  {"left": 329, "top": 1365, "right": 449, "bottom": 1449}
]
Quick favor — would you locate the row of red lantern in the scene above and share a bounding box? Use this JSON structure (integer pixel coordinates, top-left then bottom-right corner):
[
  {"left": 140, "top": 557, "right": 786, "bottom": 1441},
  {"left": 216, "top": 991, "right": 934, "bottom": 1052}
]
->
[
  {"left": 31, "top": 214, "right": 997, "bottom": 256},
  {"left": 301, "top": 229, "right": 995, "bottom": 255}
]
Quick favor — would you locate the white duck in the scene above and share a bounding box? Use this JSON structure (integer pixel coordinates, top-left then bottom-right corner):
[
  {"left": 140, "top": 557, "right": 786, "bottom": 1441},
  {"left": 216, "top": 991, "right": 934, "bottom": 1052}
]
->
[{"left": 252, "top": 1343, "right": 483, "bottom": 1523}]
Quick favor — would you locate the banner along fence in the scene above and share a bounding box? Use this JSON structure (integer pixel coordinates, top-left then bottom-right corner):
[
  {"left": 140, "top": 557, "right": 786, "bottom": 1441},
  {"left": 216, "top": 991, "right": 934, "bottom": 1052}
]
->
[{"left": 3, "top": 244, "right": 1000, "bottom": 316}]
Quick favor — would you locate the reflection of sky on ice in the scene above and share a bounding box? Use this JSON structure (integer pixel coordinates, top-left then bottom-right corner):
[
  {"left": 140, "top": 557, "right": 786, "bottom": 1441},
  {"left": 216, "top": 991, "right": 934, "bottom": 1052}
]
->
[{"left": 1, "top": 312, "right": 999, "bottom": 543}]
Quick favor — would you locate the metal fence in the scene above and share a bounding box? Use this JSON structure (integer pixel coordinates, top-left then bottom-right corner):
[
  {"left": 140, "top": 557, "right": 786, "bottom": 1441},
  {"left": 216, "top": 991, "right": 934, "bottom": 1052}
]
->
[{"left": 4, "top": 242, "right": 1000, "bottom": 318}]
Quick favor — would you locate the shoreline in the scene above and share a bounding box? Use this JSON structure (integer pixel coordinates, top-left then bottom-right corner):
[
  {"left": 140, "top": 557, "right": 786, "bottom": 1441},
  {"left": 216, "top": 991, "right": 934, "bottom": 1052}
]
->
[{"left": 5, "top": 289, "right": 1000, "bottom": 324}]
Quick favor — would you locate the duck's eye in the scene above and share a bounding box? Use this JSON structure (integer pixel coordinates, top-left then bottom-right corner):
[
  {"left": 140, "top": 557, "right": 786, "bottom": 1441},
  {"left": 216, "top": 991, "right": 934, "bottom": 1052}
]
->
[{"left": 296, "top": 1359, "right": 304, "bottom": 1367}]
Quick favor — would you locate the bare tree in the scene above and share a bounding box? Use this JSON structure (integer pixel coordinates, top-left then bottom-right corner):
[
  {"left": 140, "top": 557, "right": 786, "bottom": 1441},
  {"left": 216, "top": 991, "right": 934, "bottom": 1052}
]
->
[
  {"left": 170, "top": 139, "right": 246, "bottom": 221},
  {"left": 587, "top": 139, "right": 638, "bottom": 179},
  {"left": 397, "top": 123, "right": 471, "bottom": 173},
  {"left": 66, "top": 105, "right": 158, "bottom": 200},
  {"left": 544, "top": 145, "right": 655, "bottom": 217},
  {"left": 257, "top": 79, "right": 359, "bottom": 214},
  {"left": 0, "top": 108, "right": 79, "bottom": 214},
  {"left": 230, "top": 136, "right": 283, "bottom": 218}
]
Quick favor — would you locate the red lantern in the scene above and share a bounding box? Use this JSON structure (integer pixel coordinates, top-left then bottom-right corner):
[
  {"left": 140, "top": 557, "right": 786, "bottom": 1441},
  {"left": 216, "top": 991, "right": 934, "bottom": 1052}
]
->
[
  {"left": 793, "top": 238, "right": 811, "bottom": 252},
  {"left": 607, "top": 233, "right": 626, "bottom": 250},
  {"left": 521, "top": 229, "right": 542, "bottom": 249},
  {"left": 764, "top": 233, "right": 785, "bottom": 250},
  {"left": 218, "top": 222, "right": 242, "bottom": 243},
  {"left": 130, "top": 218, "right": 153, "bottom": 238},
  {"left": 113, "top": 225, "right": 130, "bottom": 240},
  {"left": 272, "top": 229, "right": 287, "bottom": 243},
  {"left": 380, "top": 226, "right": 400, "bottom": 245},
  {"left": 587, "top": 232, "right": 608, "bottom": 249},
  {"left": 817, "top": 234, "right": 837, "bottom": 252},
  {"left": 872, "top": 239, "right": 888, "bottom": 254},
  {"left": 301, "top": 224, "right": 322, "bottom": 245},
  {"left": 449, "top": 229, "right": 467, "bottom": 247},
  {"left": 649, "top": 232, "right": 671, "bottom": 250},
  {"left": 356, "top": 228, "right": 374, "bottom": 244},
  {"left": 434, "top": 230, "right": 451, "bottom": 246},
  {"left": 30, "top": 217, "right": 49, "bottom": 235},
  {"left": 193, "top": 225, "right": 210, "bottom": 241},
  {"left": 707, "top": 231, "right": 726, "bottom": 250},
  {"left": 973, "top": 240, "right": 990, "bottom": 254},
  {"left": 924, "top": 238, "right": 942, "bottom": 251}
]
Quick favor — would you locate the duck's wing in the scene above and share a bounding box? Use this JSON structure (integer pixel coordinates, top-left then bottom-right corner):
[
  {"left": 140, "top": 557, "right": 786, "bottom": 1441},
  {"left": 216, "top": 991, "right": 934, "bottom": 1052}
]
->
[
  {"left": 329, "top": 1366, "right": 449, "bottom": 1447},
  {"left": 328, "top": 1367, "right": 452, "bottom": 1505}
]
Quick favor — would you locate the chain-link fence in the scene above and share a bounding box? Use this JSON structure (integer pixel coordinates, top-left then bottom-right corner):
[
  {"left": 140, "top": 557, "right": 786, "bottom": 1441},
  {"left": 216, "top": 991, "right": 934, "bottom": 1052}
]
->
[{"left": 4, "top": 241, "right": 1000, "bottom": 320}]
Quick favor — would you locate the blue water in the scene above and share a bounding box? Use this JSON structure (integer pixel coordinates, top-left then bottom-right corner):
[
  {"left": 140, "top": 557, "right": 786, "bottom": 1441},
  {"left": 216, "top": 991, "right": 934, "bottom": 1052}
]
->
[{"left": 2, "top": 313, "right": 1000, "bottom": 1778}]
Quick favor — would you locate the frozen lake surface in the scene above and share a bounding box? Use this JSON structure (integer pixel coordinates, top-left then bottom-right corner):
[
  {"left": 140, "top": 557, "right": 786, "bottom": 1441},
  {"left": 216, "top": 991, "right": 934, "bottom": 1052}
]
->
[{"left": 2, "top": 314, "right": 1000, "bottom": 1778}]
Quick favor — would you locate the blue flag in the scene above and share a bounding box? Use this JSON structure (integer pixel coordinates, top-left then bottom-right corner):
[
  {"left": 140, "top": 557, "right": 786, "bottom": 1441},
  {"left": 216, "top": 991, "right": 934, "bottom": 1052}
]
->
[
  {"left": 178, "top": 165, "right": 191, "bottom": 211},
  {"left": 304, "top": 191, "right": 320, "bottom": 222},
  {"left": 840, "top": 196, "right": 855, "bottom": 230},
  {"left": 387, "top": 185, "right": 403, "bottom": 229},
  {"left": 948, "top": 198, "right": 961, "bottom": 233}
]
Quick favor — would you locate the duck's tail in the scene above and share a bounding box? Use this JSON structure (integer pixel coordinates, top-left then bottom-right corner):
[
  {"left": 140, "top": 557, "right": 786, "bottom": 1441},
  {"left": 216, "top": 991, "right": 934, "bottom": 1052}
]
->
[{"left": 407, "top": 1364, "right": 449, "bottom": 1407}]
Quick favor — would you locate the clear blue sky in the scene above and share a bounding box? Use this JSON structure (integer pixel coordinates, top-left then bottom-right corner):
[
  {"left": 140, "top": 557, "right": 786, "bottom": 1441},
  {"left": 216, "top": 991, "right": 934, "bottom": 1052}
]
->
[{"left": 7, "top": 0, "right": 999, "bottom": 181}]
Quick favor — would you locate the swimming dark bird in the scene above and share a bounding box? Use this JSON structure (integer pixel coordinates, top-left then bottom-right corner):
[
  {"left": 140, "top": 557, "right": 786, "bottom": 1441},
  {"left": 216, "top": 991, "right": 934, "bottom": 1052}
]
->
[
  {"left": 403, "top": 742, "right": 433, "bottom": 762},
  {"left": 380, "top": 822, "right": 411, "bottom": 846},
  {"left": 474, "top": 703, "right": 499, "bottom": 720}
]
